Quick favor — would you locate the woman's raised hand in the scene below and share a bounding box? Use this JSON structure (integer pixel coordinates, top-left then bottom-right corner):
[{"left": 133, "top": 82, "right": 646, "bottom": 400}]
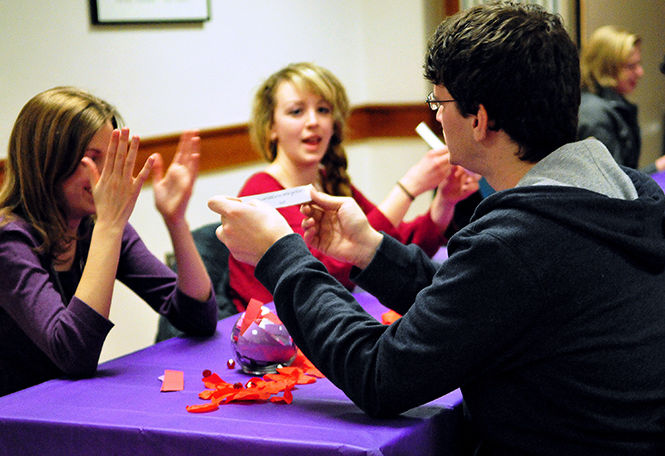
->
[
  {"left": 430, "top": 166, "right": 480, "bottom": 229},
  {"left": 82, "top": 127, "right": 154, "bottom": 231},
  {"left": 76, "top": 127, "right": 154, "bottom": 318},
  {"left": 399, "top": 148, "right": 453, "bottom": 198},
  {"left": 152, "top": 130, "right": 201, "bottom": 226},
  {"left": 436, "top": 166, "right": 480, "bottom": 204}
]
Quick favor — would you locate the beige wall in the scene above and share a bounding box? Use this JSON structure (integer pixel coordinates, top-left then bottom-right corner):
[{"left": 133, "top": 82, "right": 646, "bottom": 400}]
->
[
  {"left": 581, "top": 0, "right": 665, "bottom": 166},
  {"left": 0, "top": 0, "right": 431, "bottom": 158}
]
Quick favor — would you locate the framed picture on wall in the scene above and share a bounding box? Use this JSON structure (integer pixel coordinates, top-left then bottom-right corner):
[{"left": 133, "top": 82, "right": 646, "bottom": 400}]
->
[{"left": 90, "top": 0, "right": 210, "bottom": 25}]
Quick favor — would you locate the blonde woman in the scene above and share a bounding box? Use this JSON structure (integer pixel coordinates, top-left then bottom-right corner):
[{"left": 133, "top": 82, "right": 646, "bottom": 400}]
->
[
  {"left": 578, "top": 25, "right": 665, "bottom": 173},
  {"left": 228, "top": 62, "right": 479, "bottom": 311},
  {"left": 0, "top": 87, "right": 216, "bottom": 396}
]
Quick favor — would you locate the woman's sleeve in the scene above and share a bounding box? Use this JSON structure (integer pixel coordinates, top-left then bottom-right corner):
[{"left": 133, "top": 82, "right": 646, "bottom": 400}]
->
[
  {"left": 0, "top": 225, "right": 113, "bottom": 376},
  {"left": 115, "top": 224, "right": 217, "bottom": 337},
  {"left": 352, "top": 186, "right": 447, "bottom": 257}
]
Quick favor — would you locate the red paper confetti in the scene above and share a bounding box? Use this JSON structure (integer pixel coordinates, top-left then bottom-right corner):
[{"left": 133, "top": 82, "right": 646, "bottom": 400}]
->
[
  {"left": 160, "top": 369, "right": 184, "bottom": 392},
  {"left": 203, "top": 372, "right": 225, "bottom": 389},
  {"left": 381, "top": 310, "right": 402, "bottom": 325},
  {"left": 186, "top": 363, "right": 321, "bottom": 413},
  {"left": 239, "top": 298, "right": 264, "bottom": 335},
  {"left": 186, "top": 325, "right": 327, "bottom": 413},
  {"left": 185, "top": 402, "right": 219, "bottom": 413},
  {"left": 291, "top": 348, "right": 325, "bottom": 378},
  {"left": 270, "top": 387, "right": 293, "bottom": 404}
]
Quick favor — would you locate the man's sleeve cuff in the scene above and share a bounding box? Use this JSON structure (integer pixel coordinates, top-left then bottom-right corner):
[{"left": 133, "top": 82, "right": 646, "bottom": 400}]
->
[{"left": 255, "top": 233, "right": 311, "bottom": 294}]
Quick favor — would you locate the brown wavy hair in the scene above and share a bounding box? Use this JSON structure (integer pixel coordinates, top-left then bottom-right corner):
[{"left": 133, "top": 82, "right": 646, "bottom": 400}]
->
[
  {"left": 249, "top": 62, "right": 352, "bottom": 196},
  {"left": 0, "top": 86, "right": 121, "bottom": 259}
]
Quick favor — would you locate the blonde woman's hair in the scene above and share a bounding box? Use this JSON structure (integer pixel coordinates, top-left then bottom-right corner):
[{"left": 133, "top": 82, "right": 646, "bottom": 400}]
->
[
  {"left": 580, "top": 25, "right": 641, "bottom": 92},
  {"left": 249, "top": 62, "right": 352, "bottom": 196},
  {"left": 0, "top": 86, "right": 121, "bottom": 259}
]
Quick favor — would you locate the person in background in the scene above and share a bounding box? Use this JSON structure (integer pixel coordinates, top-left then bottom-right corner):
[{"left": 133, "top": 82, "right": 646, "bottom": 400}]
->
[
  {"left": 228, "top": 62, "right": 479, "bottom": 311},
  {"left": 0, "top": 87, "right": 217, "bottom": 396},
  {"left": 662, "top": 52, "right": 665, "bottom": 159},
  {"left": 578, "top": 25, "right": 665, "bottom": 173},
  {"left": 209, "top": 2, "right": 665, "bottom": 454}
]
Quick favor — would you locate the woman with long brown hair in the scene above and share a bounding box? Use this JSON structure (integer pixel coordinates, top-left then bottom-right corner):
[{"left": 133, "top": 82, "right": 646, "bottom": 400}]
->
[{"left": 0, "top": 87, "right": 216, "bottom": 396}]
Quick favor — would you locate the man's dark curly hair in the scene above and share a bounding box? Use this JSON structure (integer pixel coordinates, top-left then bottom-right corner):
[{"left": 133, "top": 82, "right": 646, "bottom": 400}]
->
[{"left": 424, "top": 1, "right": 580, "bottom": 162}]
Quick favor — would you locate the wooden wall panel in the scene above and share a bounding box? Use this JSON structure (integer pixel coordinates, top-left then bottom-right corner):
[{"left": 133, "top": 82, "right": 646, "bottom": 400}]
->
[
  {"left": 444, "top": 0, "right": 460, "bottom": 15},
  {"left": 138, "top": 124, "right": 260, "bottom": 176}
]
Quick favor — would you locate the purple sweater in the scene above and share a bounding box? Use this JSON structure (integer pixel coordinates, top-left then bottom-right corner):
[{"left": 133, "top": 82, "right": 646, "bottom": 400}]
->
[{"left": 0, "top": 218, "right": 217, "bottom": 396}]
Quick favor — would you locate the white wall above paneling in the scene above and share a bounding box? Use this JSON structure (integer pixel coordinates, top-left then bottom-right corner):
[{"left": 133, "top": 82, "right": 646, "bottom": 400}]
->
[{"left": 0, "top": 0, "right": 429, "bottom": 158}]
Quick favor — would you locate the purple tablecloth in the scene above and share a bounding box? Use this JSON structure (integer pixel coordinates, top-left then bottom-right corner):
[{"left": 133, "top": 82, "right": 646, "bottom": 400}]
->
[
  {"left": 651, "top": 170, "right": 665, "bottom": 191},
  {"left": 0, "top": 292, "right": 463, "bottom": 456}
]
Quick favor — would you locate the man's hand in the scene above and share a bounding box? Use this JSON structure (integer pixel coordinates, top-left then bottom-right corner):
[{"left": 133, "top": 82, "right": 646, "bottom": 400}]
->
[
  {"left": 207, "top": 196, "right": 293, "bottom": 266},
  {"left": 301, "top": 188, "right": 383, "bottom": 270}
]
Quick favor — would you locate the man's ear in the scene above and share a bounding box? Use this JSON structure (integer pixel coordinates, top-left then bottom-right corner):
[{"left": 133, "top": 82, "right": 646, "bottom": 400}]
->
[{"left": 472, "top": 104, "right": 490, "bottom": 141}]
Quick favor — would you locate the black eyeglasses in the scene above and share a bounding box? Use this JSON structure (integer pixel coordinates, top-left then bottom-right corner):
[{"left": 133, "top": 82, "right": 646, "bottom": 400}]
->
[{"left": 426, "top": 92, "right": 455, "bottom": 111}]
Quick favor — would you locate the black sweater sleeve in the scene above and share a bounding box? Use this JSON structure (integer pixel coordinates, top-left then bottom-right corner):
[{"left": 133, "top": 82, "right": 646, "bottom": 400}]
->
[{"left": 256, "top": 232, "right": 539, "bottom": 417}]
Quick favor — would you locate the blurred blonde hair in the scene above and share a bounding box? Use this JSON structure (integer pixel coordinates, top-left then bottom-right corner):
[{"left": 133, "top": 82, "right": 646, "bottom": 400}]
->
[
  {"left": 250, "top": 62, "right": 352, "bottom": 196},
  {"left": 0, "top": 86, "right": 120, "bottom": 258},
  {"left": 580, "top": 25, "right": 641, "bottom": 93}
]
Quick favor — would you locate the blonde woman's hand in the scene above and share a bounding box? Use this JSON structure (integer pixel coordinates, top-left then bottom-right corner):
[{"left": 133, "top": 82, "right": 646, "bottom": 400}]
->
[
  {"left": 430, "top": 166, "right": 480, "bottom": 228},
  {"left": 398, "top": 148, "right": 453, "bottom": 198},
  {"left": 437, "top": 166, "right": 480, "bottom": 204}
]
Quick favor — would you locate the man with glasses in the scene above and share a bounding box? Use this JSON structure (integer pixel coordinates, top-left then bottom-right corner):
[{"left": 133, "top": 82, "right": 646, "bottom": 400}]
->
[{"left": 209, "top": 2, "right": 665, "bottom": 454}]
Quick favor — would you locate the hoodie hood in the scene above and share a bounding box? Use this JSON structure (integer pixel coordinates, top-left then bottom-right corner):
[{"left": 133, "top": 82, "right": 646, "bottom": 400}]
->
[{"left": 472, "top": 139, "right": 665, "bottom": 271}]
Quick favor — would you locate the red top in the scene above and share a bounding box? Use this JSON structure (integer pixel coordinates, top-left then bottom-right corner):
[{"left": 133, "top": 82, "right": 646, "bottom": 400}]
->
[{"left": 228, "top": 172, "right": 447, "bottom": 311}]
